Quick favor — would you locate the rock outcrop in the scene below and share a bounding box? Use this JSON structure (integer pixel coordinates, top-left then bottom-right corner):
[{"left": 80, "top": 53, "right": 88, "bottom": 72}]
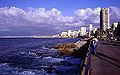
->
[{"left": 55, "top": 40, "right": 88, "bottom": 55}]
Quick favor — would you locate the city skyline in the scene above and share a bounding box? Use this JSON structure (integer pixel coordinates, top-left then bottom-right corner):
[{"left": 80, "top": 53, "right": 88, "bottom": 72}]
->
[{"left": 0, "top": 0, "right": 120, "bottom": 36}]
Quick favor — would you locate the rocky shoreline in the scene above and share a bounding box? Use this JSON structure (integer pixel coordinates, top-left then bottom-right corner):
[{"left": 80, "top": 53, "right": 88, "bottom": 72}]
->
[{"left": 55, "top": 38, "right": 90, "bottom": 57}]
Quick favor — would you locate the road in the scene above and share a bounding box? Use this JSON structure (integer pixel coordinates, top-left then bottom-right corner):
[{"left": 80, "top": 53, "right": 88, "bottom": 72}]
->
[{"left": 91, "top": 40, "right": 120, "bottom": 75}]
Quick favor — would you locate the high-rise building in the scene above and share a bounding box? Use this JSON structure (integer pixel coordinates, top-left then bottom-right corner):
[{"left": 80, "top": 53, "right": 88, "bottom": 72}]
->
[
  {"left": 100, "top": 8, "right": 110, "bottom": 31},
  {"left": 89, "top": 24, "right": 93, "bottom": 32},
  {"left": 89, "top": 24, "right": 93, "bottom": 36}
]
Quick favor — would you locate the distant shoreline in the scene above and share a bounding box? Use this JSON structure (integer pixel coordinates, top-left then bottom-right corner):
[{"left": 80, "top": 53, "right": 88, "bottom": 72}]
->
[
  {"left": 0, "top": 37, "right": 79, "bottom": 39},
  {"left": 0, "top": 36, "right": 58, "bottom": 39},
  {"left": 0, "top": 36, "right": 89, "bottom": 39}
]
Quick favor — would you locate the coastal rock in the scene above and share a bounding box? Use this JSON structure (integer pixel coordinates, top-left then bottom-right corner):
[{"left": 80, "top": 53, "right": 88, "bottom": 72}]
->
[{"left": 54, "top": 41, "right": 87, "bottom": 55}]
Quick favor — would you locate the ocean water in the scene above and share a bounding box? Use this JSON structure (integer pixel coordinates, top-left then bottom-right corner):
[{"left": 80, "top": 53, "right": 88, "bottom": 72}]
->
[{"left": 0, "top": 38, "right": 83, "bottom": 75}]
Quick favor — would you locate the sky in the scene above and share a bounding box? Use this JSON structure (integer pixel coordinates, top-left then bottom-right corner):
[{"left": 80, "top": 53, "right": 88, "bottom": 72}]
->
[{"left": 0, "top": 0, "right": 120, "bottom": 36}]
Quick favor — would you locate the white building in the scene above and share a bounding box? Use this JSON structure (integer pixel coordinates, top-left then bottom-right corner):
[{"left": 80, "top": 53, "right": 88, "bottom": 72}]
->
[
  {"left": 72, "top": 31, "right": 78, "bottom": 37},
  {"left": 112, "top": 22, "right": 118, "bottom": 30},
  {"left": 89, "top": 24, "right": 93, "bottom": 36},
  {"left": 60, "top": 32, "right": 68, "bottom": 37},
  {"left": 81, "top": 27, "right": 86, "bottom": 36},
  {"left": 89, "top": 24, "right": 93, "bottom": 32},
  {"left": 68, "top": 30, "right": 72, "bottom": 37}
]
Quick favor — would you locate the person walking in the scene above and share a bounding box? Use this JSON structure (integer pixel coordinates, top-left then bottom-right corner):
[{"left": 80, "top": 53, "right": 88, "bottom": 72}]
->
[{"left": 91, "top": 38, "right": 98, "bottom": 55}]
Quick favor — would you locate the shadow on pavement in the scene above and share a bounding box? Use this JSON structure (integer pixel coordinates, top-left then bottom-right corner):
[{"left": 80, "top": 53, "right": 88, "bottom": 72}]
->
[
  {"left": 95, "top": 52, "right": 120, "bottom": 68},
  {"left": 101, "top": 42, "right": 120, "bottom": 46},
  {"left": 97, "top": 52, "right": 120, "bottom": 63}
]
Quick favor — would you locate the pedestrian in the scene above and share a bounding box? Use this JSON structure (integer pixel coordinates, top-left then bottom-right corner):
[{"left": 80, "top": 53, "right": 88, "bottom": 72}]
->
[{"left": 91, "top": 38, "right": 98, "bottom": 55}]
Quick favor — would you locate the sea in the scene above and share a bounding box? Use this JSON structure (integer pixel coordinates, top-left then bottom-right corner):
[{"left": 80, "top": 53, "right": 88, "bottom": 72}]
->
[{"left": 0, "top": 38, "right": 83, "bottom": 75}]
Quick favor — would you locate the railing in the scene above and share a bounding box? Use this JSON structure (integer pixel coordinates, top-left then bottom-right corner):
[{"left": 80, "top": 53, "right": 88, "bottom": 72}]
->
[{"left": 84, "top": 41, "right": 91, "bottom": 75}]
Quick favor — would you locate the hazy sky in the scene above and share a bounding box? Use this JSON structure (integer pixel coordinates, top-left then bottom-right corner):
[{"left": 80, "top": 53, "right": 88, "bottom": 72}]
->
[{"left": 0, "top": 0, "right": 120, "bottom": 36}]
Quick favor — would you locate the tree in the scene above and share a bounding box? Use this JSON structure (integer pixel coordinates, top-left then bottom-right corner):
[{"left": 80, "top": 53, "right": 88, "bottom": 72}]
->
[
  {"left": 106, "top": 29, "right": 110, "bottom": 40},
  {"left": 117, "top": 22, "right": 120, "bottom": 36},
  {"left": 114, "top": 22, "right": 120, "bottom": 37}
]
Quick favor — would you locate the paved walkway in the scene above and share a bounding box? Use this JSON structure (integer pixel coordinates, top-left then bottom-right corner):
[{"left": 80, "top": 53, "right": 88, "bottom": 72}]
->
[{"left": 91, "top": 40, "right": 120, "bottom": 75}]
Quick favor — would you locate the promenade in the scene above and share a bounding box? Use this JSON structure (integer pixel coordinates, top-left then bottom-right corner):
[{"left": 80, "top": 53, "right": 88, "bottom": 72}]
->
[{"left": 91, "top": 40, "right": 120, "bottom": 75}]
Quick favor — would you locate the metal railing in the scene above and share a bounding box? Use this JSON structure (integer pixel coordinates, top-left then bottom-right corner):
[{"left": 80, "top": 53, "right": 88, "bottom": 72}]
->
[{"left": 84, "top": 41, "right": 91, "bottom": 75}]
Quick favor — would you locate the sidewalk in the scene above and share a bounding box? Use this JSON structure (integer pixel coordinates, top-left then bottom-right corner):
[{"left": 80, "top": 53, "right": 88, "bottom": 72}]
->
[{"left": 91, "top": 40, "right": 120, "bottom": 75}]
